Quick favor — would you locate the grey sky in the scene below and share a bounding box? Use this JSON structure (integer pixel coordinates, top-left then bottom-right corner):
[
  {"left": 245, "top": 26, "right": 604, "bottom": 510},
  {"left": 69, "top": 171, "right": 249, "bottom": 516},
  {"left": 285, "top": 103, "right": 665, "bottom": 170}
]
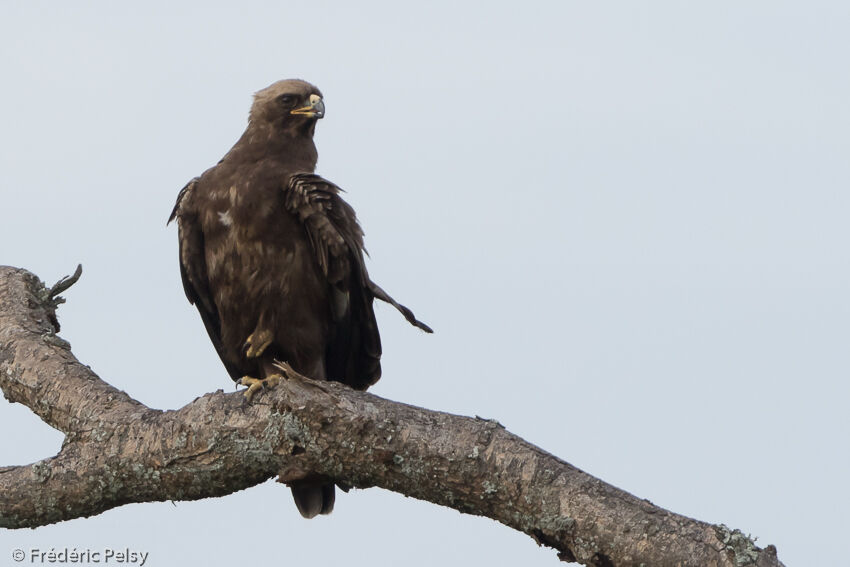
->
[{"left": 1, "top": 2, "right": 848, "bottom": 565}]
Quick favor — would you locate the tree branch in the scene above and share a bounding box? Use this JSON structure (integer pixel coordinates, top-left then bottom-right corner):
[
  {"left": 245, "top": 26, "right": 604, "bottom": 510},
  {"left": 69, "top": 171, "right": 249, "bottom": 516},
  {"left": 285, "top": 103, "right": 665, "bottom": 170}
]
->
[{"left": 0, "top": 266, "right": 784, "bottom": 567}]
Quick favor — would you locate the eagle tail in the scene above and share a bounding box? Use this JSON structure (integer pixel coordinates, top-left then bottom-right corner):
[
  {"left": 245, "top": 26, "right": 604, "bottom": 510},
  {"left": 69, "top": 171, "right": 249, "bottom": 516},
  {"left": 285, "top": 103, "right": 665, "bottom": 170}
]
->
[{"left": 290, "top": 482, "right": 335, "bottom": 519}]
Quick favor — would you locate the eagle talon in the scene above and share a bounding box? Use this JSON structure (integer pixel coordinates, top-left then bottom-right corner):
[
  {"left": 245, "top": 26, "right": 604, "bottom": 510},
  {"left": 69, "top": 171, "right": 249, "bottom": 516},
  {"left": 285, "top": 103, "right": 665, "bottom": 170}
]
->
[
  {"left": 239, "top": 374, "right": 283, "bottom": 401},
  {"left": 244, "top": 329, "right": 274, "bottom": 359}
]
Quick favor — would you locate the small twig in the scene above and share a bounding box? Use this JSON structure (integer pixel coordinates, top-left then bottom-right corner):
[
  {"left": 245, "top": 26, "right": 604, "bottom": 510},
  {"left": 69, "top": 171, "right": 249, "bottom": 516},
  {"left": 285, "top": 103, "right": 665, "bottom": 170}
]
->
[{"left": 273, "top": 360, "right": 333, "bottom": 393}]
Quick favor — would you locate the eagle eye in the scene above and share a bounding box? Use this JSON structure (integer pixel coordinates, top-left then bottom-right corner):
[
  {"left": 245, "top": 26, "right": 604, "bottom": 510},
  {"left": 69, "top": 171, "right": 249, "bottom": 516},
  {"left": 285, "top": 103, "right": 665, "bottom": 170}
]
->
[{"left": 277, "top": 94, "right": 296, "bottom": 106}]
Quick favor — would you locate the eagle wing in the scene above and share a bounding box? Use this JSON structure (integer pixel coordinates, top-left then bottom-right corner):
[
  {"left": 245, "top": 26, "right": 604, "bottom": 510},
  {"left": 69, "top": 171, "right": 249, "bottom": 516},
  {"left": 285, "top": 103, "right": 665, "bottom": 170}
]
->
[
  {"left": 285, "top": 173, "right": 364, "bottom": 288},
  {"left": 169, "top": 179, "right": 243, "bottom": 379},
  {"left": 286, "top": 173, "right": 431, "bottom": 389}
]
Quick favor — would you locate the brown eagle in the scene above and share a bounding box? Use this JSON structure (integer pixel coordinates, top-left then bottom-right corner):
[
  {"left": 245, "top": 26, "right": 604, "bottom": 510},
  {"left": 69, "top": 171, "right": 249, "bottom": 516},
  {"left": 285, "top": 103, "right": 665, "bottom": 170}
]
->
[{"left": 168, "top": 79, "right": 431, "bottom": 519}]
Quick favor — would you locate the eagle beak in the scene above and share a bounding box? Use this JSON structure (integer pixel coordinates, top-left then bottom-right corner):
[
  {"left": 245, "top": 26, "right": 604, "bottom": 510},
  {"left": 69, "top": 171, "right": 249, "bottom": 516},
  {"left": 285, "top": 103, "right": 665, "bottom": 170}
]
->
[{"left": 290, "top": 94, "right": 325, "bottom": 119}]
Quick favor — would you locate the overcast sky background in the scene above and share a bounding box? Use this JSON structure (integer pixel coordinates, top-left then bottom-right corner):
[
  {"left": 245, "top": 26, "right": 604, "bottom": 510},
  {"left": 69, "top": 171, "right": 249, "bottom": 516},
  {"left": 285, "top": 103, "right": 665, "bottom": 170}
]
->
[{"left": 1, "top": 2, "right": 848, "bottom": 565}]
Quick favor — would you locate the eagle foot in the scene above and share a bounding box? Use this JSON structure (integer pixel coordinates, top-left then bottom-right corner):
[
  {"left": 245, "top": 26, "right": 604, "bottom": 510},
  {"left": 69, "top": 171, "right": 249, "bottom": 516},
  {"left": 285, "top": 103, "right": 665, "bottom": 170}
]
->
[
  {"left": 239, "top": 374, "right": 282, "bottom": 401},
  {"left": 244, "top": 329, "right": 274, "bottom": 359}
]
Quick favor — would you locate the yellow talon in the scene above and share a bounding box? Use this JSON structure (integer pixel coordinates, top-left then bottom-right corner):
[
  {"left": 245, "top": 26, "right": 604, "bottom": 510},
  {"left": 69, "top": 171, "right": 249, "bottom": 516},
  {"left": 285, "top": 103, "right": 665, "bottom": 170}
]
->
[
  {"left": 239, "top": 374, "right": 282, "bottom": 401},
  {"left": 245, "top": 329, "right": 273, "bottom": 359}
]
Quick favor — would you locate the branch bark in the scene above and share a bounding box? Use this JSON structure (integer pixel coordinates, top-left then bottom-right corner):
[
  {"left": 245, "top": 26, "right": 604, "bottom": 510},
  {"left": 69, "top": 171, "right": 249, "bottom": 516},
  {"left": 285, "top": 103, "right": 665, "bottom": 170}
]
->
[{"left": 0, "top": 266, "right": 784, "bottom": 567}]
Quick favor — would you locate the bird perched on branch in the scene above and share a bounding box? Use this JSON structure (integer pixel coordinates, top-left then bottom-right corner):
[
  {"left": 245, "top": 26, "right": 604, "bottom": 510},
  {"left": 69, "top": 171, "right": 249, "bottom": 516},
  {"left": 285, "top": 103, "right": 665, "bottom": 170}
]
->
[{"left": 168, "top": 79, "right": 431, "bottom": 518}]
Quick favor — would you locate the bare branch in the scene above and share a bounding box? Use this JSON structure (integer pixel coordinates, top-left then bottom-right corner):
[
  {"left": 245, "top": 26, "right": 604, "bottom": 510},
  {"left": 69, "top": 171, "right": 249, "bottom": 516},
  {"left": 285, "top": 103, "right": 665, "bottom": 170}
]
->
[
  {"left": 0, "top": 266, "right": 784, "bottom": 567},
  {"left": 47, "top": 263, "right": 83, "bottom": 303}
]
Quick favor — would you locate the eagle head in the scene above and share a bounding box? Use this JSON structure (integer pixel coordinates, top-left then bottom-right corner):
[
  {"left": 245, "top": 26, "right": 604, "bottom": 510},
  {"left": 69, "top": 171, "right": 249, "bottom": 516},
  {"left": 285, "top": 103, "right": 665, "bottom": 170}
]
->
[{"left": 249, "top": 79, "right": 324, "bottom": 132}]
